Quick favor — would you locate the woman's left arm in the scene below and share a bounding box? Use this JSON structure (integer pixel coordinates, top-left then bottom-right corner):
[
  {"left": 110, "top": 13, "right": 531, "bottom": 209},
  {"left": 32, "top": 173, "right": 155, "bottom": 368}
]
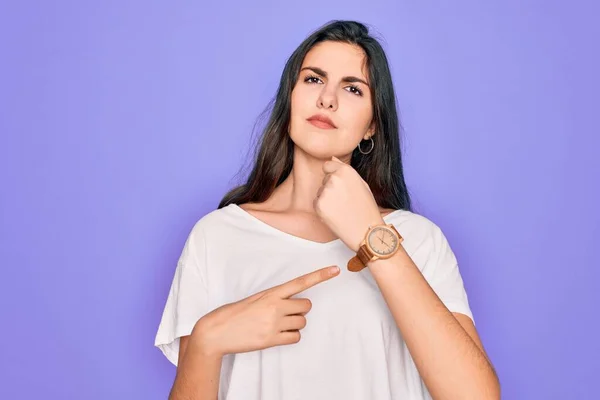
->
[
  {"left": 367, "top": 245, "right": 500, "bottom": 400},
  {"left": 316, "top": 156, "right": 501, "bottom": 400}
]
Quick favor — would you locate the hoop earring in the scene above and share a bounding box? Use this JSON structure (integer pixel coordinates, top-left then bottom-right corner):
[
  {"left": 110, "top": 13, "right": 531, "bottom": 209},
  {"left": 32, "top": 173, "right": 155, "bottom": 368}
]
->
[{"left": 358, "top": 137, "right": 374, "bottom": 155}]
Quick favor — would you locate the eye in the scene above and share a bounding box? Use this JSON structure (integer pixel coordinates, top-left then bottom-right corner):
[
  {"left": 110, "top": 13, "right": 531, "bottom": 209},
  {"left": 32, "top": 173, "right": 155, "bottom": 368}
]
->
[
  {"left": 304, "top": 74, "right": 364, "bottom": 97},
  {"left": 304, "top": 74, "right": 323, "bottom": 84},
  {"left": 346, "top": 85, "right": 363, "bottom": 97}
]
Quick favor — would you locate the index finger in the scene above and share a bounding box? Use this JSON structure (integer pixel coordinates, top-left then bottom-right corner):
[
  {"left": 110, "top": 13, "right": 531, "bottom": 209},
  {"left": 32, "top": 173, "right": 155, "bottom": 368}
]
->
[
  {"left": 323, "top": 157, "right": 345, "bottom": 174},
  {"left": 272, "top": 266, "right": 340, "bottom": 299}
]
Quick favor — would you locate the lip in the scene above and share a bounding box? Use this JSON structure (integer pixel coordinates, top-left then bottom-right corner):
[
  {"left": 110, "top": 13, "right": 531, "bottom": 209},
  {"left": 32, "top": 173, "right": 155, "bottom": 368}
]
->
[{"left": 307, "top": 114, "right": 337, "bottom": 129}]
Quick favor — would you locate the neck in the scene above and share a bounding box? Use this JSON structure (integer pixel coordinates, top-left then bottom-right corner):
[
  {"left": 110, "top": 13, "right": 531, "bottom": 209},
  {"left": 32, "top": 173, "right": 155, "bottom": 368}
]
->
[{"left": 270, "top": 147, "right": 350, "bottom": 214}]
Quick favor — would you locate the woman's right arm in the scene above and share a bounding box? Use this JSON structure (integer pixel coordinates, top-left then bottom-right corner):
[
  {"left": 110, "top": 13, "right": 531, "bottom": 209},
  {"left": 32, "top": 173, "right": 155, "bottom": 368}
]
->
[
  {"left": 168, "top": 265, "right": 340, "bottom": 400},
  {"left": 169, "top": 323, "right": 222, "bottom": 400}
]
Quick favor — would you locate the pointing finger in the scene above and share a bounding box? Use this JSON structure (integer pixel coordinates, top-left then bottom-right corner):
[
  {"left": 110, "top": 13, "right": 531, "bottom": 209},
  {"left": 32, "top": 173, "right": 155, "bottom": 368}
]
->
[{"left": 272, "top": 266, "right": 340, "bottom": 299}]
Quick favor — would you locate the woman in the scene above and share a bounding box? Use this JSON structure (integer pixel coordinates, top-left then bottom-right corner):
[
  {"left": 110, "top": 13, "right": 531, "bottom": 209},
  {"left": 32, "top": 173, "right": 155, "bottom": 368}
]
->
[{"left": 155, "top": 20, "right": 500, "bottom": 400}]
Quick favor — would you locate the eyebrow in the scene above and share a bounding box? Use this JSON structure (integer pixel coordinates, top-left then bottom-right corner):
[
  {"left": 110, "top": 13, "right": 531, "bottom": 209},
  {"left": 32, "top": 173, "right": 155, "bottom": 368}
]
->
[{"left": 300, "top": 66, "right": 370, "bottom": 87}]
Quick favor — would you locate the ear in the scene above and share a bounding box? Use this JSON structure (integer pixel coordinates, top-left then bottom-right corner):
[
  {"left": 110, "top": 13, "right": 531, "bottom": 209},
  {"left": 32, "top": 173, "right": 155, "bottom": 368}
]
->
[{"left": 363, "top": 125, "right": 375, "bottom": 141}]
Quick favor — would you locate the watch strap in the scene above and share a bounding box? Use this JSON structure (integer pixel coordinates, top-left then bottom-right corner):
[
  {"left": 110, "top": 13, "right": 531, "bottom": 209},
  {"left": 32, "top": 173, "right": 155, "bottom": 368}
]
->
[{"left": 347, "top": 244, "right": 374, "bottom": 272}]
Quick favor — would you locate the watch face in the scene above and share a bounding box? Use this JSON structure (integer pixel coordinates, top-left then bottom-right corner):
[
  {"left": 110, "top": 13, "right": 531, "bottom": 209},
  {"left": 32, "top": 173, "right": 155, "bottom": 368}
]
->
[{"left": 367, "top": 226, "right": 398, "bottom": 256}]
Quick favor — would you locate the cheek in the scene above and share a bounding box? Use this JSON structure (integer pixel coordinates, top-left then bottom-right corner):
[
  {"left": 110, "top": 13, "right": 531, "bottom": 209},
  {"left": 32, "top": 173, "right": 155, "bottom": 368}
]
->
[
  {"left": 340, "top": 100, "right": 373, "bottom": 133},
  {"left": 290, "top": 86, "right": 313, "bottom": 114},
  {"left": 290, "top": 90, "right": 300, "bottom": 116}
]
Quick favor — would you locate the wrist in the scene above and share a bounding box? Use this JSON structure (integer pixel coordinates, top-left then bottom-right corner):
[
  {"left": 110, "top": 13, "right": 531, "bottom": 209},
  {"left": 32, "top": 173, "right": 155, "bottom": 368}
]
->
[
  {"left": 190, "top": 317, "right": 224, "bottom": 359},
  {"left": 352, "top": 216, "right": 385, "bottom": 252},
  {"left": 367, "top": 242, "right": 405, "bottom": 269}
]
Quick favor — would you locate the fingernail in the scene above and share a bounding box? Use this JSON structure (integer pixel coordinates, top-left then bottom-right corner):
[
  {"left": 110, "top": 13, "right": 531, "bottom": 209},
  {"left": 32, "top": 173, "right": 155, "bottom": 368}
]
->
[{"left": 330, "top": 266, "right": 340, "bottom": 274}]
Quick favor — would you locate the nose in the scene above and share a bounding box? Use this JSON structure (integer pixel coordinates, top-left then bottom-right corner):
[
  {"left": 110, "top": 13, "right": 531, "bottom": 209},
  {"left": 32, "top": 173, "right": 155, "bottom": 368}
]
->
[{"left": 317, "top": 86, "right": 338, "bottom": 111}]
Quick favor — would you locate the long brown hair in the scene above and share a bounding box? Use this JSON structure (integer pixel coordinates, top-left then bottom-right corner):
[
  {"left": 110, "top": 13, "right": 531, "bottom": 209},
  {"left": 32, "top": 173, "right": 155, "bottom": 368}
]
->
[{"left": 218, "top": 20, "right": 412, "bottom": 212}]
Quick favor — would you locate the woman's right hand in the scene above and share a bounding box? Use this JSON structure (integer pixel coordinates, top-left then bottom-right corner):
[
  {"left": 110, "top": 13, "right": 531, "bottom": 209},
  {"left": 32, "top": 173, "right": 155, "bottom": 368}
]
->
[{"left": 189, "top": 265, "right": 340, "bottom": 357}]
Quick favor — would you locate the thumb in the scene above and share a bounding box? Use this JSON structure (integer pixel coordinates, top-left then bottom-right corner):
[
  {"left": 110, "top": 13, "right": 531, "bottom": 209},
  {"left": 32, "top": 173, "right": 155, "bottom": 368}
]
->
[{"left": 331, "top": 156, "right": 344, "bottom": 163}]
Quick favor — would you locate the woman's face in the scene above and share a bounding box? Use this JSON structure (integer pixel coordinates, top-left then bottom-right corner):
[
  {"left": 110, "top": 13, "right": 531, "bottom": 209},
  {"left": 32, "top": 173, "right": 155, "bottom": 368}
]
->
[{"left": 289, "top": 41, "right": 374, "bottom": 160}]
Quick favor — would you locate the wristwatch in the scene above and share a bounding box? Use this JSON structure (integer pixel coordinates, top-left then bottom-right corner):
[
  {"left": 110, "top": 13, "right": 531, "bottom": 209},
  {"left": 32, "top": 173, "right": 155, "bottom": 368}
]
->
[{"left": 347, "top": 223, "right": 404, "bottom": 272}]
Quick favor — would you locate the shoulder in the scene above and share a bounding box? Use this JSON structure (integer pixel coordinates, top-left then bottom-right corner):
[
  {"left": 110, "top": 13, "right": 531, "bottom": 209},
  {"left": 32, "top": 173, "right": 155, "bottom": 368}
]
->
[
  {"left": 188, "top": 204, "right": 240, "bottom": 235},
  {"left": 387, "top": 209, "right": 441, "bottom": 237},
  {"left": 386, "top": 209, "right": 450, "bottom": 256},
  {"left": 185, "top": 204, "right": 263, "bottom": 250}
]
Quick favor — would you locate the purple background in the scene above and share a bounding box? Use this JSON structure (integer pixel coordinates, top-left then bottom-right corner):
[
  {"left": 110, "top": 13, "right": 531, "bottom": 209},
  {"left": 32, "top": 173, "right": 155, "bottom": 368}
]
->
[{"left": 1, "top": 1, "right": 598, "bottom": 399}]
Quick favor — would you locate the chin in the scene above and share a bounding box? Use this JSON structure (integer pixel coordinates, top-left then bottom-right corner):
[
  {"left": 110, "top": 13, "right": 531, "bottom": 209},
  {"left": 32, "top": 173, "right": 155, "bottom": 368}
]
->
[
  {"left": 290, "top": 129, "right": 352, "bottom": 160},
  {"left": 294, "top": 142, "right": 340, "bottom": 161}
]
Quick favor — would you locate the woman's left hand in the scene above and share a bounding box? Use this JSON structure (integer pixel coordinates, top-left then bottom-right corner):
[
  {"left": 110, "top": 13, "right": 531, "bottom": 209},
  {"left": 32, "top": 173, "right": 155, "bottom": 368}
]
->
[{"left": 314, "top": 156, "right": 385, "bottom": 252}]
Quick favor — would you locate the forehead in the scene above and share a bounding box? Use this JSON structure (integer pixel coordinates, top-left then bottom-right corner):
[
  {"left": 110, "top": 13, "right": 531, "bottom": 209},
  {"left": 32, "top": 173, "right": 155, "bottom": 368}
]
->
[{"left": 301, "top": 41, "right": 368, "bottom": 79}]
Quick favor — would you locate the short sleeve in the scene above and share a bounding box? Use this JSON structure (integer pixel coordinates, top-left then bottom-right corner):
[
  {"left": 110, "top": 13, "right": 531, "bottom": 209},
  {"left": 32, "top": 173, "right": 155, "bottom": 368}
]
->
[
  {"left": 154, "top": 223, "right": 210, "bottom": 366},
  {"left": 423, "top": 224, "right": 475, "bottom": 324}
]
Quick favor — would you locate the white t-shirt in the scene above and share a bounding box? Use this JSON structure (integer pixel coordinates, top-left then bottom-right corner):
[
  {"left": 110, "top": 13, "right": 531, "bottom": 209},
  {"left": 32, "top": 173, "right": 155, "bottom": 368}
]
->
[{"left": 155, "top": 203, "right": 474, "bottom": 400}]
